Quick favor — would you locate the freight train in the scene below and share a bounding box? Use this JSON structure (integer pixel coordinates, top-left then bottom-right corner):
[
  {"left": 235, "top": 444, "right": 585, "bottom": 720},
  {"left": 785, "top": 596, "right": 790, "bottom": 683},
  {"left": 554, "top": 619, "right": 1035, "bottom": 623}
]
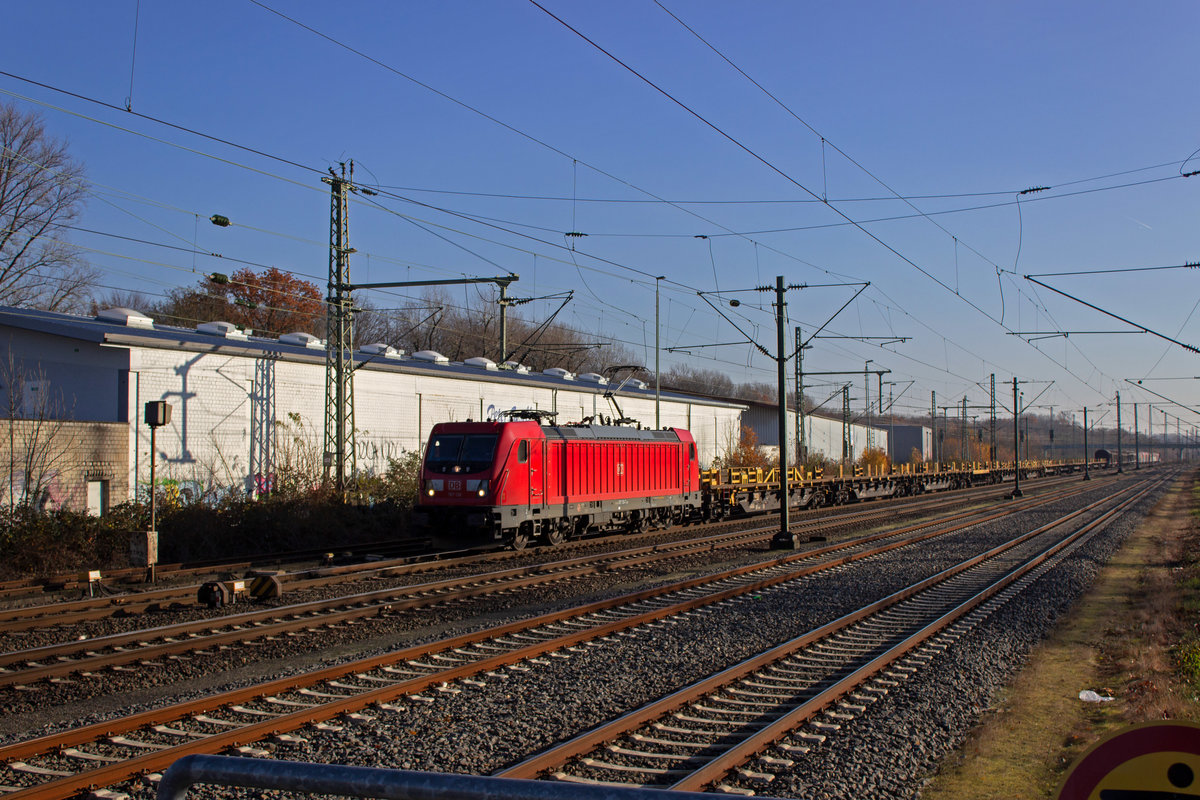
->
[{"left": 411, "top": 413, "right": 1104, "bottom": 551}]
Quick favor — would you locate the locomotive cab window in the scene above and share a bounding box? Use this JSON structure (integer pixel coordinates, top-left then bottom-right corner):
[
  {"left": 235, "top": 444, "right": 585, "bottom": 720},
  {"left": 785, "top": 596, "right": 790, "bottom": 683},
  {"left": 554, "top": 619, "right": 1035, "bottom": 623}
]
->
[
  {"left": 518, "top": 440, "right": 529, "bottom": 463},
  {"left": 426, "top": 434, "right": 498, "bottom": 473},
  {"left": 689, "top": 443, "right": 696, "bottom": 460}
]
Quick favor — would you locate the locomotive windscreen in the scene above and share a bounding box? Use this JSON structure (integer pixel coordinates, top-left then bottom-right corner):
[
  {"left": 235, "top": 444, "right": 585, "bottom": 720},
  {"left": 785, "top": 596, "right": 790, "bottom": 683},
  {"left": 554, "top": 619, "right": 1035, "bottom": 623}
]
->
[{"left": 426, "top": 434, "right": 498, "bottom": 473}]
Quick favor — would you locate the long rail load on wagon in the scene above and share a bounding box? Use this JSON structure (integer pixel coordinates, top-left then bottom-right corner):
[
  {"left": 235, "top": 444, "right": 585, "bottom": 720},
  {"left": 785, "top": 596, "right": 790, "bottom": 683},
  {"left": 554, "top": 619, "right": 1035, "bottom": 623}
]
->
[{"left": 411, "top": 411, "right": 1110, "bottom": 551}]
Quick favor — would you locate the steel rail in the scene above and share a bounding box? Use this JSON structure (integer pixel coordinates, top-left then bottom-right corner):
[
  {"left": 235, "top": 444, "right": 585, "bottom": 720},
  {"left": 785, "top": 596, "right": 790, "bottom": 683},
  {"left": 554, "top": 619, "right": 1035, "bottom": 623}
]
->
[
  {"left": 2, "top": 469, "right": 1102, "bottom": 638},
  {"left": 672, "top": 474, "right": 1165, "bottom": 792},
  {"left": 0, "top": 470, "right": 1090, "bottom": 626},
  {"left": 0, "top": 477, "right": 1105, "bottom": 686},
  {"left": 493, "top": 476, "right": 1159, "bottom": 788},
  {"left": 0, "top": 517, "right": 794, "bottom": 636},
  {"left": 0, "top": 457, "right": 1077, "bottom": 612},
  {"left": 0, "top": 477, "right": 1123, "bottom": 798},
  {"left": 0, "top": 538, "right": 433, "bottom": 601}
]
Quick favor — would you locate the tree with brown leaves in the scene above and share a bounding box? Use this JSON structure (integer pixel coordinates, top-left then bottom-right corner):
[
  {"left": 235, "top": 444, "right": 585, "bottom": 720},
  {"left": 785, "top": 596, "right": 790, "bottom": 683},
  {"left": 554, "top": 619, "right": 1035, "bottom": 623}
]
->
[{"left": 150, "top": 267, "right": 325, "bottom": 336}]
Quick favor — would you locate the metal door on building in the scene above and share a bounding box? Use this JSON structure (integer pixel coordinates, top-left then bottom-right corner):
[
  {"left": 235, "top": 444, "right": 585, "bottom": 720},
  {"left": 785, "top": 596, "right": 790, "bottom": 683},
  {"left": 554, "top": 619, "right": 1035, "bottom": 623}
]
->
[{"left": 86, "top": 480, "right": 108, "bottom": 516}]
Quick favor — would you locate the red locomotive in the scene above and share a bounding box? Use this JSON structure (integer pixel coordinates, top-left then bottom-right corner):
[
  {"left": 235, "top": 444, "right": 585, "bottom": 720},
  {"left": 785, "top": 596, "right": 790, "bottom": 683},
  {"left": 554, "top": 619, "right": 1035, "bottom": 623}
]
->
[{"left": 413, "top": 411, "right": 702, "bottom": 550}]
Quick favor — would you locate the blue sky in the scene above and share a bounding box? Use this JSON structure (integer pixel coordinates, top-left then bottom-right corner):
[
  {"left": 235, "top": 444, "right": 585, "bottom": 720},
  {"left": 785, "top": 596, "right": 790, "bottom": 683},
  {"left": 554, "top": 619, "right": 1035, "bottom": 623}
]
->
[{"left": 3, "top": 1, "right": 1198, "bottom": 427}]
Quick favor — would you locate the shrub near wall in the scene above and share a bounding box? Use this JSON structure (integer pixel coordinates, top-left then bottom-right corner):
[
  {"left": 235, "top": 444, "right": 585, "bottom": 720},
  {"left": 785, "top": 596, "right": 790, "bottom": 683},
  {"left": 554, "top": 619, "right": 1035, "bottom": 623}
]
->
[
  {"left": 0, "top": 452, "right": 423, "bottom": 579},
  {"left": 155, "top": 453, "right": 421, "bottom": 562},
  {"left": 0, "top": 495, "right": 416, "bottom": 580},
  {"left": 0, "top": 505, "right": 137, "bottom": 579},
  {"left": 155, "top": 493, "right": 413, "bottom": 563}
]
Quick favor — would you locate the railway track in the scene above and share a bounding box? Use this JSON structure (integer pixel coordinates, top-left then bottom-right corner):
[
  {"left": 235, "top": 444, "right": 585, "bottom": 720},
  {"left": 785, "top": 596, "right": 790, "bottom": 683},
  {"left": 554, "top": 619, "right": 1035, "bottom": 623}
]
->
[
  {"left": 0, "top": 477, "right": 1113, "bottom": 689},
  {"left": 497, "top": 474, "right": 1165, "bottom": 792},
  {"left": 0, "top": 540, "right": 432, "bottom": 603},
  {"left": 0, "top": 471, "right": 1098, "bottom": 635},
  {"left": 0, "top": 471, "right": 1152, "bottom": 798}
]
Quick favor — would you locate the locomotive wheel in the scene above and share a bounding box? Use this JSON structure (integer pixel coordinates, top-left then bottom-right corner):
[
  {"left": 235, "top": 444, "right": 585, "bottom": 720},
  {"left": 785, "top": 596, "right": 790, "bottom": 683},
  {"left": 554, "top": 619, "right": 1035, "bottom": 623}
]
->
[
  {"left": 510, "top": 525, "right": 532, "bottom": 551},
  {"left": 543, "top": 519, "right": 569, "bottom": 546}
]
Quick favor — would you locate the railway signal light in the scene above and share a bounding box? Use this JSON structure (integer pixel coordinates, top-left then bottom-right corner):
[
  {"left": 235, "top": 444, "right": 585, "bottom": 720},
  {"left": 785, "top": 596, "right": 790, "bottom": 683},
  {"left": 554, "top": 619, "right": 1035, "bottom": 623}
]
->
[{"left": 141, "top": 401, "right": 172, "bottom": 583}]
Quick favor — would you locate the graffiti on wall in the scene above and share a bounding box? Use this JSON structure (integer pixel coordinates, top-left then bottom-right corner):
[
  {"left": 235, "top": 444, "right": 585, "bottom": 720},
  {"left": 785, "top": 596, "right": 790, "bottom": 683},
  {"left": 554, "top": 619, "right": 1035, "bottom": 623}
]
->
[
  {"left": 137, "top": 476, "right": 231, "bottom": 506},
  {"left": 485, "top": 404, "right": 522, "bottom": 422},
  {"left": 252, "top": 472, "right": 275, "bottom": 496},
  {"left": 3, "top": 470, "right": 68, "bottom": 510},
  {"left": 356, "top": 438, "right": 409, "bottom": 463}
]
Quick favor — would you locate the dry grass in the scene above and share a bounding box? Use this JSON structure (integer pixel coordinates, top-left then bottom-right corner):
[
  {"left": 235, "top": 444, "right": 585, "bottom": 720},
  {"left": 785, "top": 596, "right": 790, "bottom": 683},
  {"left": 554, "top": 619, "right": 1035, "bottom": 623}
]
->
[{"left": 920, "top": 472, "right": 1200, "bottom": 800}]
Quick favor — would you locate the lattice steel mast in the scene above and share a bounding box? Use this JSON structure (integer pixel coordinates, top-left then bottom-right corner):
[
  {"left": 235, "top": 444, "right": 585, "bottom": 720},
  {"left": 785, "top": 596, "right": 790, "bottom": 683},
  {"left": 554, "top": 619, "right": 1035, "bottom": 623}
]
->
[
  {"left": 324, "top": 162, "right": 357, "bottom": 494},
  {"left": 989, "top": 373, "right": 997, "bottom": 465}
]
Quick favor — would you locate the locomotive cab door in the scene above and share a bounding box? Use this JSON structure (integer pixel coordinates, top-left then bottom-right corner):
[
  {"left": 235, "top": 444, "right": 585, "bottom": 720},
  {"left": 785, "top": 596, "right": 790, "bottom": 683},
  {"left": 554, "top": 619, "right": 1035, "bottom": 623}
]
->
[
  {"left": 528, "top": 439, "right": 544, "bottom": 507},
  {"left": 684, "top": 442, "right": 697, "bottom": 493}
]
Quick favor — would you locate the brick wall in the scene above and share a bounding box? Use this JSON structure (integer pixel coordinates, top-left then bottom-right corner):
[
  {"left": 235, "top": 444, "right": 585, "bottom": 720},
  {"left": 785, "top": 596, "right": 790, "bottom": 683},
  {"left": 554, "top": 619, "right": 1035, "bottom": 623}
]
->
[{"left": 0, "top": 419, "right": 129, "bottom": 513}]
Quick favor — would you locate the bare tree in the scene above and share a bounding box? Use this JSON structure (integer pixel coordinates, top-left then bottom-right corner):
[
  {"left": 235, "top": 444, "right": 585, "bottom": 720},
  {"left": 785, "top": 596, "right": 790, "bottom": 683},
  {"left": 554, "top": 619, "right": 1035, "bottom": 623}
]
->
[
  {"left": 733, "top": 382, "right": 777, "bottom": 403},
  {"left": 0, "top": 102, "right": 97, "bottom": 311},
  {"left": 661, "top": 365, "right": 736, "bottom": 398},
  {"left": 1, "top": 347, "right": 71, "bottom": 511},
  {"left": 91, "top": 289, "right": 158, "bottom": 315},
  {"left": 354, "top": 286, "right": 634, "bottom": 375}
]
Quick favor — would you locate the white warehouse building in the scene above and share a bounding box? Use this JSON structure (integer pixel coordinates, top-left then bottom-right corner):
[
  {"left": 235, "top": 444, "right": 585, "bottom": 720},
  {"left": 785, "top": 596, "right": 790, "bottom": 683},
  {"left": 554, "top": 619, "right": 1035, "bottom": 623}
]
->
[
  {"left": 0, "top": 306, "right": 745, "bottom": 512},
  {"left": 737, "top": 397, "right": 889, "bottom": 466}
]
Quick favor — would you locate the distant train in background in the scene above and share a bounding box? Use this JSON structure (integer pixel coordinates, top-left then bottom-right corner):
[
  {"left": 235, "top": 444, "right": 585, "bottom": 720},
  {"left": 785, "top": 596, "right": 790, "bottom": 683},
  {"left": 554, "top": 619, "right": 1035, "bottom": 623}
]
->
[{"left": 1093, "top": 449, "right": 1149, "bottom": 467}]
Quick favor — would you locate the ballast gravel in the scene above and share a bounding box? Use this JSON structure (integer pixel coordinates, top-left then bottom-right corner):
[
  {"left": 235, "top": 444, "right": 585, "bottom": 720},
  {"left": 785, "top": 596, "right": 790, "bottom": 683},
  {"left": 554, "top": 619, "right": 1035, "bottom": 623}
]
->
[{"left": 0, "top": 473, "right": 1173, "bottom": 800}]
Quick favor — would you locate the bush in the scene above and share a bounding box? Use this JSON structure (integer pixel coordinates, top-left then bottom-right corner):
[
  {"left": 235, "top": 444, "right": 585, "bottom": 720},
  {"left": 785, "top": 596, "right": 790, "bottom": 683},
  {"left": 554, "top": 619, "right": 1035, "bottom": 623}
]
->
[
  {"left": 714, "top": 425, "right": 772, "bottom": 469},
  {"left": 1178, "top": 635, "right": 1200, "bottom": 687},
  {"left": 857, "top": 447, "right": 891, "bottom": 473},
  {"left": 0, "top": 451, "right": 425, "bottom": 579},
  {"left": 354, "top": 451, "right": 422, "bottom": 510},
  {"left": 0, "top": 505, "right": 131, "bottom": 579},
  {"left": 800, "top": 452, "right": 831, "bottom": 476}
]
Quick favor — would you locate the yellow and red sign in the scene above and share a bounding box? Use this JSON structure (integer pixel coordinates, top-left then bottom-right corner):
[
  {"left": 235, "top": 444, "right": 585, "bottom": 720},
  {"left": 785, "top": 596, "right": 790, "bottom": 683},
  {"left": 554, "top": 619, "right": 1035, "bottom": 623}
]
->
[{"left": 1058, "top": 721, "right": 1200, "bottom": 800}]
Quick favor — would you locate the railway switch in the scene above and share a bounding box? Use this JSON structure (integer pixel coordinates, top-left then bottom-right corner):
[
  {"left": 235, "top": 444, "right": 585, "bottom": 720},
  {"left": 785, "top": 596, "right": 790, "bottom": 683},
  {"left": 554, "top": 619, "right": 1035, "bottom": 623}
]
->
[
  {"left": 197, "top": 580, "right": 249, "bottom": 608},
  {"left": 249, "top": 574, "right": 283, "bottom": 600},
  {"left": 198, "top": 581, "right": 227, "bottom": 608}
]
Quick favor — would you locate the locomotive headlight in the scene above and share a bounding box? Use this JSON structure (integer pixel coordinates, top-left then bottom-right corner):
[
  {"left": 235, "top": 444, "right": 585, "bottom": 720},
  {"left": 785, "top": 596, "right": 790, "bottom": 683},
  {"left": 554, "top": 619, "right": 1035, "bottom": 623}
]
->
[
  {"left": 426, "top": 479, "right": 444, "bottom": 496},
  {"left": 427, "top": 489, "right": 435, "bottom": 496}
]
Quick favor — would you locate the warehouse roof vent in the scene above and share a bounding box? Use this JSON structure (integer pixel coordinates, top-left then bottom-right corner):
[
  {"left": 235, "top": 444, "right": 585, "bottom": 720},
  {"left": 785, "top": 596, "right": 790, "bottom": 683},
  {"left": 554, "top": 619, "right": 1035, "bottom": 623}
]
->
[
  {"left": 360, "top": 343, "right": 403, "bottom": 359},
  {"left": 544, "top": 367, "right": 575, "bottom": 381},
  {"left": 578, "top": 372, "right": 608, "bottom": 385},
  {"left": 280, "top": 332, "right": 325, "bottom": 349},
  {"left": 411, "top": 350, "right": 450, "bottom": 364},
  {"left": 97, "top": 307, "right": 154, "bottom": 329},
  {"left": 502, "top": 361, "right": 530, "bottom": 374},
  {"left": 464, "top": 356, "right": 498, "bottom": 370},
  {"left": 196, "top": 320, "right": 248, "bottom": 340}
]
